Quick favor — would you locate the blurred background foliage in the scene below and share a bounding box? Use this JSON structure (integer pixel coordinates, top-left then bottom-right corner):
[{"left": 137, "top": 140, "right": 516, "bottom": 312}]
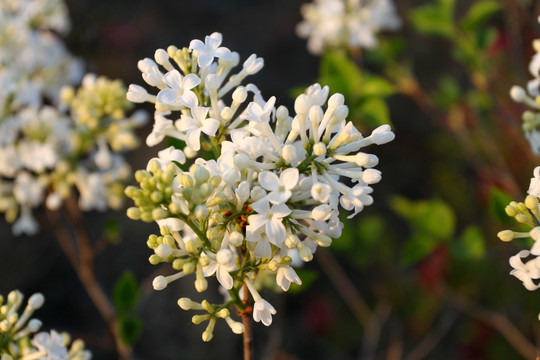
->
[{"left": 2, "top": 0, "right": 540, "bottom": 359}]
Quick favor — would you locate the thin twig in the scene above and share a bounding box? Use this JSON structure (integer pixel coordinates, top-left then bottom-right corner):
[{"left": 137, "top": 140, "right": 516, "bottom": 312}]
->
[
  {"left": 47, "top": 196, "right": 132, "bottom": 359},
  {"left": 449, "top": 290, "right": 538, "bottom": 359},
  {"left": 403, "top": 310, "right": 457, "bottom": 360},
  {"left": 315, "top": 248, "right": 372, "bottom": 324}
]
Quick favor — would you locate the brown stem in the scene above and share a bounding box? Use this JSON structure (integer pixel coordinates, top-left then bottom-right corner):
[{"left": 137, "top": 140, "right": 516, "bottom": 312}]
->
[
  {"left": 46, "top": 197, "right": 132, "bottom": 359},
  {"left": 315, "top": 248, "right": 372, "bottom": 324},
  {"left": 448, "top": 290, "right": 538, "bottom": 359},
  {"left": 242, "top": 284, "right": 252, "bottom": 360}
]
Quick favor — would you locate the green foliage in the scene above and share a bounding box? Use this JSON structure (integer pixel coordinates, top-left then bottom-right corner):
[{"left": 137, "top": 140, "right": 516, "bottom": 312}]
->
[
  {"left": 408, "top": 0, "right": 455, "bottom": 38},
  {"left": 460, "top": 1, "right": 501, "bottom": 31},
  {"left": 104, "top": 218, "right": 121, "bottom": 244},
  {"left": 489, "top": 187, "right": 514, "bottom": 223},
  {"left": 289, "top": 268, "right": 318, "bottom": 294},
  {"left": 118, "top": 314, "right": 143, "bottom": 346},
  {"left": 433, "top": 75, "right": 461, "bottom": 109},
  {"left": 451, "top": 225, "right": 486, "bottom": 260},
  {"left": 113, "top": 271, "right": 143, "bottom": 346},
  {"left": 113, "top": 271, "right": 139, "bottom": 312},
  {"left": 333, "top": 215, "right": 385, "bottom": 264},
  {"left": 390, "top": 196, "right": 456, "bottom": 240},
  {"left": 319, "top": 50, "right": 394, "bottom": 127}
]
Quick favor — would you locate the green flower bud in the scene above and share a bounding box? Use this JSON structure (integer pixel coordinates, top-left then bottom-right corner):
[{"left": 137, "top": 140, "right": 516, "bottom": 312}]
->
[
  {"left": 216, "top": 308, "right": 229, "bottom": 318},
  {"left": 183, "top": 261, "right": 196, "bottom": 275},
  {"left": 177, "top": 174, "right": 194, "bottom": 188},
  {"left": 198, "top": 183, "right": 213, "bottom": 198},
  {"left": 194, "top": 205, "right": 209, "bottom": 220},
  {"left": 126, "top": 207, "right": 141, "bottom": 220},
  {"left": 149, "top": 254, "right": 161, "bottom": 265},
  {"left": 194, "top": 165, "right": 210, "bottom": 183},
  {"left": 150, "top": 191, "right": 163, "bottom": 203},
  {"left": 152, "top": 207, "right": 168, "bottom": 220}
]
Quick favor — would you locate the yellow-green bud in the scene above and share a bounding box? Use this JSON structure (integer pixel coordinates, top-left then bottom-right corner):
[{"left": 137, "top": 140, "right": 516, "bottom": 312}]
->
[
  {"left": 178, "top": 297, "right": 192, "bottom": 310},
  {"left": 140, "top": 211, "right": 154, "bottom": 223},
  {"left": 505, "top": 205, "right": 517, "bottom": 217},
  {"left": 172, "top": 258, "right": 186, "bottom": 270},
  {"left": 497, "top": 230, "right": 514, "bottom": 242},
  {"left": 149, "top": 255, "right": 162, "bottom": 265},
  {"left": 267, "top": 260, "right": 278, "bottom": 272},
  {"left": 199, "top": 255, "right": 211, "bottom": 267},
  {"left": 216, "top": 308, "right": 230, "bottom": 318},
  {"left": 152, "top": 208, "right": 168, "bottom": 220},
  {"left": 198, "top": 183, "right": 213, "bottom": 198},
  {"left": 194, "top": 205, "right": 209, "bottom": 220},
  {"left": 279, "top": 256, "right": 293, "bottom": 266},
  {"left": 150, "top": 191, "right": 163, "bottom": 203},
  {"left": 192, "top": 314, "right": 208, "bottom": 325},
  {"left": 147, "top": 234, "right": 158, "bottom": 248},
  {"left": 163, "top": 235, "right": 175, "bottom": 247},
  {"left": 177, "top": 173, "right": 194, "bottom": 188},
  {"left": 183, "top": 261, "right": 196, "bottom": 275},
  {"left": 126, "top": 207, "right": 141, "bottom": 220},
  {"left": 526, "top": 195, "right": 539, "bottom": 210}
]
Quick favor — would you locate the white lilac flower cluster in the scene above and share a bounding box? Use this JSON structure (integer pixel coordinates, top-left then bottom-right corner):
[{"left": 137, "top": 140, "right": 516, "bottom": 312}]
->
[
  {"left": 498, "top": 170, "right": 540, "bottom": 297},
  {"left": 0, "top": 73, "right": 146, "bottom": 236},
  {"left": 0, "top": 0, "right": 82, "bottom": 112},
  {"left": 125, "top": 32, "right": 394, "bottom": 340},
  {"left": 0, "top": 290, "right": 91, "bottom": 360},
  {"left": 0, "top": 0, "right": 147, "bottom": 236},
  {"left": 509, "top": 17, "right": 540, "bottom": 155},
  {"left": 296, "top": 0, "right": 401, "bottom": 55}
]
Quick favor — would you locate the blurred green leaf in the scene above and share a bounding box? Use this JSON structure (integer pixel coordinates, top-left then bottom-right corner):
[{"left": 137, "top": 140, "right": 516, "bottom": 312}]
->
[
  {"left": 489, "top": 187, "right": 513, "bottom": 223},
  {"left": 409, "top": 0, "right": 455, "bottom": 38},
  {"left": 118, "top": 314, "right": 143, "bottom": 346},
  {"left": 401, "top": 234, "right": 440, "bottom": 266},
  {"left": 433, "top": 75, "right": 461, "bottom": 109},
  {"left": 361, "top": 75, "right": 395, "bottom": 98},
  {"left": 334, "top": 216, "right": 385, "bottom": 264},
  {"left": 452, "top": 225, "right": 485, "bottom": 260},
  {"left": 113, "top": 271, "right": 139, "bottom": 313},
  {"left": 320, "top": 50, "right": 362, "bottom": 97},
  {"left": 289, "top": 268, "right": 318, "bottom": 294},
  {"left": 356, "top": 98, "right": 391, "bottom": 127},
  {"left": 390, "top": 196, "right": 456, "bottom": 240},
  {"left": 460, "top": 1, "right": 500, "bottom": 31},
  {"left": 104, "top": 218, "right": 121, "bottom": 244}
]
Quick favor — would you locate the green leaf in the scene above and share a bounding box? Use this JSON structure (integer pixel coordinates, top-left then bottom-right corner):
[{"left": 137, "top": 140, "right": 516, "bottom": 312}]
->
[
  {"left": 452, "top": 225, "right": 485, "bottom": 260},
  {"left": 104, "top": 219, "right": 121, "bottom": 244},
  {"left": 402, "top": 234, "right": 440, "bottom": 266},
  {"left": 460, "top": 1, "right": 500, "bottom": 31},
  {"left": 409, "top": 0, "right": 455, "bottom": 38},
  {"left": 356, "top": 98, "right": 391, "bottom": 127},
  {"left": 118, "top": 314, "right": 143, "bottom": 346},
  {"left": 433, "top": 75, "right": 461, "bottom": 109},
  {"left": 289, "top": 268, "right": 318, "bottom": 294},
  {"left": 360, "top": 75, "right": 395, "bottom": 99},
  {"left": 319, "top": 50, "right": 362, "bottom": 97},
  {"left": 113, "top": 271, "right": 140, "bottom": 313},
  {"left": 488, "top": 187, "right": 514, "bottom": 223},
  {"left": 390, "top": 196, "right": 456, "bottom": 240}
]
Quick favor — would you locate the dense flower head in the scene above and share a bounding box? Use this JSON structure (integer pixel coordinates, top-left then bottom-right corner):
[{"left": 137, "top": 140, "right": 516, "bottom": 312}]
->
[
  {"left": 296, "top": 0, "right": 401, "bottom": 55},
  {"left": 126, "top": 32, "right": 394, "bottom": 339},
  {"left": 0, "top": 290, "right": 91, "bottom": 360},
  {"left": 0, "top": 74, "right": 146, "bottom": 236},
  {"left": 510, "top": 17, "right": 540, "bottom": 155},
  {"left": 0, "top": 0, "right": 82, "bottom": 111}
]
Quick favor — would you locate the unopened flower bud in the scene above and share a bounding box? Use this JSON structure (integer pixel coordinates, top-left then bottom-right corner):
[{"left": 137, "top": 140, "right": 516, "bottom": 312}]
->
[
  {"left": 177, "top": 297, "right": 193, "bottom": 310},
  {"left": 28, "top": 293, "right": 44, "bottom": 310},
  {"left": 152, "top": 276, "right": 168, "bottom": 290},
  {"left": 510, "top": 86, "right": 526, "bottom": 102},
  {"left": 282, "top": 144, "right": 297, "bottom": 164},
  {"left": 313, "top": 142, "right": 326, "bottom": 156},
  {"left": 155, "top": 244, "right": 173, "bottom": 258},
  {"left": 497, "top": 230, "right": 514, "bottom": 242},
  {"left": 229, "top": 231, "right": 244, "bottom": 247},
  {"left": 194, "top": 205, "right": 209, "bottom": 220},
  {"left": 194, "top": 165, "right": 210, "bottom": 183},
  {"left": 232, "top": 87, "right": 247, "bottom": 104}
]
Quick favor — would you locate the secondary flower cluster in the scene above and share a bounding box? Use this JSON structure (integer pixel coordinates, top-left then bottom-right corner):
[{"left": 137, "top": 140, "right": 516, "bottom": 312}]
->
[
  {"left": 296, "top": 0, "right": 401, "bottom": 55},
  {"left": 0, "top": 290, "right": 91, "bottom": 360},
  {"left": 0, "top": 0, "right": 147, "bottom": 236},
  {"left": 0, "top": 0, "right": 82, "bottom": 112},
  {"left": 509, "top": 17, "right": 540, "bottom": 155},
  {"left": 125, "top": 32, "right": 394, "bottom": 340},
  {"left": 497, "top": 169, "right": 540, "bottom": 295}
]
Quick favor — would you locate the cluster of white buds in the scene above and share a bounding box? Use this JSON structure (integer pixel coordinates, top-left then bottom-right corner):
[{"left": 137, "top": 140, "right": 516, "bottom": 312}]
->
[
  {"left": 126, "top": 32, "right": 394, "bottom": 340},
  {"left": 0, "top": 0, "right": 147, "bottom": 236},
  {"left": 498, "top": 168, "right": 540, "bottom": 301},
  {"left": 0, "top": 290, "right": 91, "bottom": 360},
  {"left": 296, "top": 0, "right": 401, "bottom": 55},
  {"left": 510, "top": 17, "right": 540, "bottom": 155}
]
